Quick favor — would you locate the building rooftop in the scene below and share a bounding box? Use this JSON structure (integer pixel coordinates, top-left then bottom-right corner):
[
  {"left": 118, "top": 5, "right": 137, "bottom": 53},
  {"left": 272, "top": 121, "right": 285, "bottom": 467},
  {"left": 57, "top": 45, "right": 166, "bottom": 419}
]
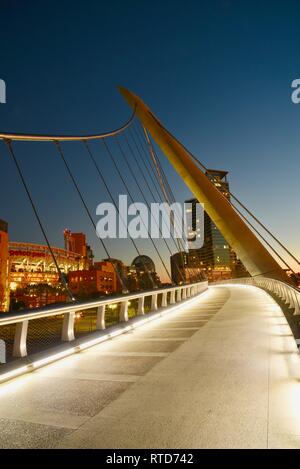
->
[
  {"left": 0, "top": 219, "right": 8, "bottom": 233},
  {"left": 205, "top": 168, "right": 228, "bottom": 179}
]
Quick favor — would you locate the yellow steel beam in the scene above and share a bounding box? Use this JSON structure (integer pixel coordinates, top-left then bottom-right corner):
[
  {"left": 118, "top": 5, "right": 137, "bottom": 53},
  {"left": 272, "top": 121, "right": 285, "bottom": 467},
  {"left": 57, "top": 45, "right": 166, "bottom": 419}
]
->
[{"left": 119, "top": 87, "right": 289, "bottom": 282}]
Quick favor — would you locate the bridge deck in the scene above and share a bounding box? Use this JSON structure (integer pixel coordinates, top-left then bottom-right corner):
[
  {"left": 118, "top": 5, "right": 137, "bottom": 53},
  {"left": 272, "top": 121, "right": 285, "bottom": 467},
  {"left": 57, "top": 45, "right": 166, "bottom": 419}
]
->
[{"left": 0, "top": 285, "right": 299, "bottom": 449}]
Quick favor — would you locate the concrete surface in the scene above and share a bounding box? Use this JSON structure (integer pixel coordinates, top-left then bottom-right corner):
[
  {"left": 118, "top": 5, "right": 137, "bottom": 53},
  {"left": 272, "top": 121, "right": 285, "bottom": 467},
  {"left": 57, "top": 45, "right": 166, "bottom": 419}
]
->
[{"left": 0, "top": 285, "right": 299, "bottom": 448}]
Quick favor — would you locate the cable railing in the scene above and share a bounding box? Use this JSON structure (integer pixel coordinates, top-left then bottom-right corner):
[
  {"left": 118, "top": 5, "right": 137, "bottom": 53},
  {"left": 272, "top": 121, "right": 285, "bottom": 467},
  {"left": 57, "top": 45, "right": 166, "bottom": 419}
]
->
[{"left": 0, "top": 281, "right": 208, "bottom": 364}]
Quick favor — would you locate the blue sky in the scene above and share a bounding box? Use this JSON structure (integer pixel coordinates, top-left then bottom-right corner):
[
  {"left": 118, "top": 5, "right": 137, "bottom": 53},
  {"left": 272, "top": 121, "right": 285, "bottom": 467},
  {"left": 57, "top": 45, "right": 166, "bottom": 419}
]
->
[{"left": 0, "top": 0, "right": 300, "bottom": 278}]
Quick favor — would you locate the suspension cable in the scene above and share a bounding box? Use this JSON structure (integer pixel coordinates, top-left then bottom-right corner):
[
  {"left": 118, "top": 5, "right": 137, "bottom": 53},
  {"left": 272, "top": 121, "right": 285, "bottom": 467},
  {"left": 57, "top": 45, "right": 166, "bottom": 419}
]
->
[
  {"left": 144, "top": 121, "right": 300, "bottom": 271},
  {"left": 54, "top": 140, "right": 128, "bottom": 293},
  {"left": 4, "top": 139, "right": 75, "bottom": 302},
  {"left": 83, "top": 139, "right": 157, "bottom": 289},
  {"left": 143, "top": 116, "right": 299, "bottom": 268},
  {"left": 231, "top": 201, "right": 297, "bottom": 274},
  {"left": 187, "top": 151, "right": 300, "bottom": 266},
  {"left": 101, "top": 138, "right": 172, "bottom": 284},
  {"left": 115, "top": 134, "right": 186, "bottom": 284},
  {"left": 130, "top": 125, "right": 191, "bottom": 256},
  {"left": 133, "top": 123, "right": 190, "bottom": 251},
  {"left": 101, "top": 139, "right": 156, "bottom": 289},
  {"left": 124, "top": 131, "right": 194, "bottom": 281},
  {"left": 140, "top": 127, "right": 204, "bottom": 283},
  {"left": 141, "top": 126, "right": 192, "bottom": 244},
  {"left": 133, "top": 124, "right": 202, "bottom": 283},
  {"left": 126, "top": 131, "right": 194, "bottom": 283},
  {"left": 129, "top": 126, "right": 166, "bottom": 202},
  {"left": 229, "top": 192, "right": 300, "bottom": 266},
  {"left": 131, "top": 124, "right": 202, "bottom": 283}
]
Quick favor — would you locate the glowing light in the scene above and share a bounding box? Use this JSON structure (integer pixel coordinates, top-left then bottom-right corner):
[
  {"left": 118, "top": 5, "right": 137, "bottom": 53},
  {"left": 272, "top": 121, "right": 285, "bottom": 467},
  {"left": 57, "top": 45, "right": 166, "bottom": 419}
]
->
[{"left": 0, "top": 289, "right": 207, "bottom": 385}]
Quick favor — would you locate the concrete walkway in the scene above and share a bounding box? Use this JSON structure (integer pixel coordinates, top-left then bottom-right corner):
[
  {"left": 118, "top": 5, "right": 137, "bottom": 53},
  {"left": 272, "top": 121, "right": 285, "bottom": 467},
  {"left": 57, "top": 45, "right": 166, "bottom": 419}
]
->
[{"left": 0, "top": 285, "right": 300, "bottom": 448}]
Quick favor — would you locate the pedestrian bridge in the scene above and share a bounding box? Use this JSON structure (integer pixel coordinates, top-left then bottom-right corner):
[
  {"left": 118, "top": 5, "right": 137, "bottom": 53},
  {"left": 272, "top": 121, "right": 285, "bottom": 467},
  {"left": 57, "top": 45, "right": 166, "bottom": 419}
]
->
[{"left": 0, "top": 282, "right": 299, "bottom": 449}]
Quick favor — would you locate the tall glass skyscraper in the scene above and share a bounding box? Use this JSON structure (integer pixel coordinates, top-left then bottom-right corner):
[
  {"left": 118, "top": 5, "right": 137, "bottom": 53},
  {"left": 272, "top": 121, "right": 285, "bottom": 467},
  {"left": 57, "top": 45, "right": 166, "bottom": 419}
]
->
[{"left": 185, "top": 169, "right": 247, "bottom": 281}]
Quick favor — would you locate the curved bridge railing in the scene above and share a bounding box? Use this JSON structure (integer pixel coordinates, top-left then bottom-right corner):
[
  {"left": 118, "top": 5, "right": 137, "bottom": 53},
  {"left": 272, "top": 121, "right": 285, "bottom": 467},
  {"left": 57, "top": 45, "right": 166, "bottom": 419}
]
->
[
  {"left": 213, "top": 276, "right": 300, "bottom": 315},
  {"left": 0, "top": 281, "right": 208, "bottom": 365}
]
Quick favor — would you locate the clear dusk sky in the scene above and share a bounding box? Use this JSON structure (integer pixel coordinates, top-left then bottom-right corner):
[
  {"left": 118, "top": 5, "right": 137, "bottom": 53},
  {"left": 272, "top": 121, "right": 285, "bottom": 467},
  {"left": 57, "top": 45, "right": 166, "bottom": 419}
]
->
[{"left": 0, "top": 0, "right": 299, "bottom": 280}]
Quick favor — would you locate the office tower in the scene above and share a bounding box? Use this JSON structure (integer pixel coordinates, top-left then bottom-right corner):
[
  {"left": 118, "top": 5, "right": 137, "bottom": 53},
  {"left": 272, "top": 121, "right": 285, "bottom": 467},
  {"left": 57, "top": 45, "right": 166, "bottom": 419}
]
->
[{"left": 185, "top": 169, "right": 247, "bottom": 281}]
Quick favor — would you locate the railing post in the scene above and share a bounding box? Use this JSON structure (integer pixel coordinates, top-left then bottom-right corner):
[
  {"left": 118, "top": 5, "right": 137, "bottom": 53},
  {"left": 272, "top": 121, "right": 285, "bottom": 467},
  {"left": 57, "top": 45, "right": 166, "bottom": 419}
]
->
[
  {"left": 13, "top": 320, "right": 28, "bottom": 357},
  {"left": 138, "top": 296, "right": 145, "bottom": 315},
  {"left": 182, "top": 288, "right": 186, "bottom": 300},
  {"left": 120, "top": 300, "right": 129, "bottom": 322},
  {"left": 283, "top": 285, "right": 289, "bottom": 304},
  {"left": 282, "top": 285, "right": 288, "bottom": 303},
  {"left": 162, "top": 291, "right": 168, "bottom": 307},
  {"left": 286, "top": 288, "right": 293, "bottom": 309},
  {"left": 62, "top": 312, "right": 75, "bottom": 342},
  {"left": 151, "top": 293, "right": 158, "bottom": 311},
  {"left": 170, "top": 289, "right": 176, "bottom": 304},
  {"left": 176, "top": 288, "right": 181, "bottom": 302},
  {"left": 186, "top": 287, "right": 191, "bottom": 298},
  {"left": 293, "top": 292, "right": 300, "bottom": 315},
  {"left": 96, "top": 305, "right": 106, "bottom": 330},
  {"left": 277, "top": 283, "right": 282, "bottom": 299}
]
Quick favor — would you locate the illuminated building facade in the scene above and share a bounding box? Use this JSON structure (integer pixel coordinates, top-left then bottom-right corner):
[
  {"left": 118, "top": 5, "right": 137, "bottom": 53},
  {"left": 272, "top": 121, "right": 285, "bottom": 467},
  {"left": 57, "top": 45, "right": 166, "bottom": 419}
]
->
[
  {"left": 9, "top": 242, "right": 81, "bottom": 290},
  {"left": 103, "top": 258, "right": 128, "bottom": 292},
  {"left": 64, "top": 229, "right": 93, "bottom": 269},
  {"left": 0, "top": 220, "right": 10, "bottom": 311},
  {"left": 9, "top": 230, "right": 93, "bottom": 309},
  {"left": 170, "top": 251, "right": 205, "bottom": 285},
  {"left": 10, "top": 285, "right": 67, "bottom": 310},
  {"left": 68, "top": 261, "right": 116, "bottom": 296}
]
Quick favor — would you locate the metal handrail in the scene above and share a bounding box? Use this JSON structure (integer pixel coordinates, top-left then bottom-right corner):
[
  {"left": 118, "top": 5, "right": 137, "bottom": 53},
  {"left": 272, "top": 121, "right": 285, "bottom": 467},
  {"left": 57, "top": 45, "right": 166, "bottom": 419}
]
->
[
  {"left": 212, "top": 276, "right": 300, "bottom": 315},
  {"left": 0, "top": 281, "right": 208, "bottom": 359}
]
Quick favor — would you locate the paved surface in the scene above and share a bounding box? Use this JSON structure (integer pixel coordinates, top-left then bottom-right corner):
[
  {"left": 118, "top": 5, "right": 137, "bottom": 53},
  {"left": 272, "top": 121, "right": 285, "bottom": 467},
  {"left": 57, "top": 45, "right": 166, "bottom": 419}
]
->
[{"left": 0, "top": 285, "right": 300, "bottom": 449}]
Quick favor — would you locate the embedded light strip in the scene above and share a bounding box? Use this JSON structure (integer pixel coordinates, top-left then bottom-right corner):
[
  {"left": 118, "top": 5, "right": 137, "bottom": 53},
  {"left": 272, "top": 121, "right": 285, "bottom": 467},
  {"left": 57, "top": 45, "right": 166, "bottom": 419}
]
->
[{"left": 0, "top": 290, "right": 209, "bottom": 385}]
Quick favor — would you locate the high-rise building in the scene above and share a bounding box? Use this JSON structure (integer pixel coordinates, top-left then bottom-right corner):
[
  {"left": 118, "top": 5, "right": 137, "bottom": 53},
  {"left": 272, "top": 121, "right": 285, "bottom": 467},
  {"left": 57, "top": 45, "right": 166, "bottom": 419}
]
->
[
  {"left": 170, "top": 251, "right": 205, "bottom": 284},
  {"left": 64, "top": 229, "right": 86, "bottom": 256},
  {"left": 0, "top": 220, "right": 10, "bottom": 312},
  {"left": 185, "top": 169, "right": 247, "bottom": 282},
  {"left": 64, "top": 229, "right": 93, "bottom": 269}
]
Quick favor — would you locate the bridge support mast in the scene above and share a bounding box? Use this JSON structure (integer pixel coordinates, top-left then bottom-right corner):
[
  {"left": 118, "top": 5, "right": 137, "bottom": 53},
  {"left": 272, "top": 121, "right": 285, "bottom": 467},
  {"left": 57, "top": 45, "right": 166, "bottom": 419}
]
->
[{"left": 119, "top": 87, "right": 289, "bottom": 282}]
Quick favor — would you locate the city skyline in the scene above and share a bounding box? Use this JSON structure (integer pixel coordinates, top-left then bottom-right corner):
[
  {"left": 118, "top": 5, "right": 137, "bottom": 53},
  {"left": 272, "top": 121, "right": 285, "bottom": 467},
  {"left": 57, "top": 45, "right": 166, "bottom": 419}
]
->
[
  {"left": 1, "top": 1, "right": 300, "bottom": 452},
  {"left": 0, "top": 1, "right": 300, "bottom": 278}
]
